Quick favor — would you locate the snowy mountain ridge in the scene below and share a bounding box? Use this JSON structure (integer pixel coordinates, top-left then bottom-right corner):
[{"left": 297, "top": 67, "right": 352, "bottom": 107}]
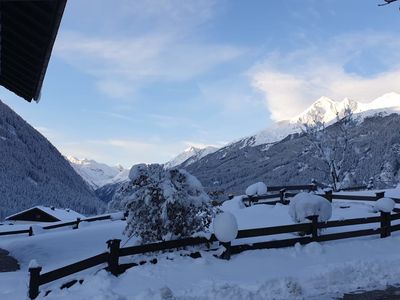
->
[
  {"left": 238, "top": 92, "right": 400, "bottom": 148},
  {"left": 164, "top": 145, "right": 218, "bottom": 169},
  {"left": 67, "top": 156, "right": 129, "bottom": 189}
]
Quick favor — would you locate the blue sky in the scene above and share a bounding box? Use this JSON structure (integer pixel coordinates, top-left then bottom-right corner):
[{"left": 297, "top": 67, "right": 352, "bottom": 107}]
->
[{"left": 2, "top": 0, "right": 400, "bottom": 167}]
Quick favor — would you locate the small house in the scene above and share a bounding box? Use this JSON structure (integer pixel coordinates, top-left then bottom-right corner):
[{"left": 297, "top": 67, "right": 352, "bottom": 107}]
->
[{"left": 5, "top": 206, "right": 85, "bottom": 224}]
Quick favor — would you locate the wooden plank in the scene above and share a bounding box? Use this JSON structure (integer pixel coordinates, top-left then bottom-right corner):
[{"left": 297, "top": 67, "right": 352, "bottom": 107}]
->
[
  {"left": 391, "top": 224, "right": 400, "bottom": 232},
  {"left": 83, "top": 215, "right": 112, "bottom": 222},
  {"left": 268, "top": 185, "right": 314, "bottom": 192},
  {"left": 318, "top": 216, "right": 381, "bottom": 229},
  {"left": 325, "top": 194, "right": 378, "bottom": 201},
  {"left": 231, "top": 236, "right": 312, "bottom": 254},
  {"left": 119, "top": 236, "right": 217, "bottom": 257},
  {"left": 236, "top": 223, "right": 311, "bottom": 239},
  {"left": 284, "top": 192, "right": 298, "bottom": 198},
  {"left": 317, "top": 228, "right": 380, "bottom": 242},
  {"left": 39, "top": 252, "right": 108, "bottom": 285},
  {"left": 390, "top": 213, "right": 400, "bottom": 220},
  {"left": 42, "top": 220, "right": 77, "bottom": 230},
  {"left": 0, "top": 229, "right": 30, "bottom": 236}
]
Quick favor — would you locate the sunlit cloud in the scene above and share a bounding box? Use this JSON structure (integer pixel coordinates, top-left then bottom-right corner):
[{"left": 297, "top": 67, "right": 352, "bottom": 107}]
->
[{"left": 251, "top": 32, "right": 400, "bottom": 121}]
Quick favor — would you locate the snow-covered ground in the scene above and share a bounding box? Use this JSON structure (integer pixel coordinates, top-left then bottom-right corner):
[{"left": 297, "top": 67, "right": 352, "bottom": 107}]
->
[{"left": 1, "top": 190, "right": 400, "bottom": 299}]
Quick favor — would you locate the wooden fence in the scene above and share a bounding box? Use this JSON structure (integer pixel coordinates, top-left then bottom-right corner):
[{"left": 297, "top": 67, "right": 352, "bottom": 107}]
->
[
  {"left": 0, "top": 213, "right": 127, "bottom": 238},
  {"left": 244, "top": 189, "right": 396, "bottom": 206},
  {"left": 28, "top": 192, "right": 400, "bottom": 299}
]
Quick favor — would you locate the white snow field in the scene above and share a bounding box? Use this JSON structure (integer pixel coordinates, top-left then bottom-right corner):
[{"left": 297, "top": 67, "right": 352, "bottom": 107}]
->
[{"left": 1, "top": 190, "right": 400, "bottom": 299}]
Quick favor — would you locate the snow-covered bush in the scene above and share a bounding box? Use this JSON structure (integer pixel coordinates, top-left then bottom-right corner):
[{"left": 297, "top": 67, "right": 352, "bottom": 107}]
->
[
  {"left": 111, "top": 164, "right": 214, "bottom": 243},
  {"left": 375, "top": 197, "right": 395, "bottom": 213},
  {"left": 245, "top": 182, "right": 267, "bottom": 196},
  {"left": 289, "top": 192, "right": 332, "bottom": 223},
  {"left": 213, "top": 212, "right": 238, "bottom": 243}
]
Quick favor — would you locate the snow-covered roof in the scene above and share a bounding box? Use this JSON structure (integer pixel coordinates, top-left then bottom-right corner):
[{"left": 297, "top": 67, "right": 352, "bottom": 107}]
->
[{"left": 5, "top": 206, "right": 85, "bottom": 222}]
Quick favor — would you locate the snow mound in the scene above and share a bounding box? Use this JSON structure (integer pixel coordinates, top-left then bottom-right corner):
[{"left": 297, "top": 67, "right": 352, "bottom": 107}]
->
[
  {"left": 213, "top": 212, "right": 238, "bottom": 243},
  {"left": 28, "top": 259, "right": 40, "bottom": 269},
  {"left": 289, "top": 192, "right": 332, "bottom": 223},
  {"left": 221, "top": 196, "right": 246, "bottom": 211},
  {"left": 375, "top": 197, "right": 395, "bottom": 213},
  {"left": 31, "top": 224, "right": 44, "bottom": 235},
  {"left": 110, "top": 212, "right": 125, "bottom": 221},
  {"left": 245, "top": 182, "right": 267, "bottom": 196}
]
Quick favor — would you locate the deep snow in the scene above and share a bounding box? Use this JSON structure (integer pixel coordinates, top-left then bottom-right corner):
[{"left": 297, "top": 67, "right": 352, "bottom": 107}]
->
[{"left": 1, "top": 190, "right": 400, "bottom": 299}]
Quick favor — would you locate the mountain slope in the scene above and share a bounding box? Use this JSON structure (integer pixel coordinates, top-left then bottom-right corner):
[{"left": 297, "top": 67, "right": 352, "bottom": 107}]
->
[
  {"left": 164, "top": 146, "right": 218, "bottom": 169},
  {"left": 182, "top": 93, "right": 400, "bottom": 195},
  {"left": 0, "top": 100, "right": 104, "bottom": 220},
  {"left": 185, "top": 113, "right": 400, "bottom": 194},
  {"left": 67, "top": 156, "right": 128, "bottom": 189}
]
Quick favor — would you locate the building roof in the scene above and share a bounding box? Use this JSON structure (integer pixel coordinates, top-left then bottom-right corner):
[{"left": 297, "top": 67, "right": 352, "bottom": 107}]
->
[
  {"left": 0, "top": 0, "right": 67, "bottom": 102},
  {"left": 5, "top": 206, "right": 84, "bottom": 222}
]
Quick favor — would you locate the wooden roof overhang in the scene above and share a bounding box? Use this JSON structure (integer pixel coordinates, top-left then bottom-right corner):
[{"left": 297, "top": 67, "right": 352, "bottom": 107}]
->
[{"left": 0, "top": 0, "right": 67, "bottom": 102}]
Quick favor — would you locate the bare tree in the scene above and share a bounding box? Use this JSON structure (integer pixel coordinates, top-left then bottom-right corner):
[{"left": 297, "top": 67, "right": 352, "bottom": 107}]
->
[{"left": 300, "top": 107, "right": 356, "bottom": 191}]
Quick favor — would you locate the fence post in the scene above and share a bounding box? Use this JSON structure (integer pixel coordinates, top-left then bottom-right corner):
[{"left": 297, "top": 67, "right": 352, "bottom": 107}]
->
[
  {"left": 74, "top": 218, "right": 81, "bottom": 230},
  {"left": 107, "top": 239, "right": 121, "bottom": 276},
  {"left": 220, "top": 242, "right": 231, "bottom": 260},
  {"left": 279, "top": 188, "right": 286, "bottom": 202},
  {"left": 28, "top": 266, "right": 42, "bottom": 299},
  {"left": 307, "top": 215, "right": 319, "bottom": 241},
  {"left": 324, "top": 189, "right": 333, "bottom": 203},
  {"left": 380, "top": 211, "right": 391, "bottom": 238},
  {"left": 310, "top": 183, "right": 317, "bottom": 192},
  {"left": 367, "top": 177, "right": 374, "bottom": 190},
  {"left": 28, "top": 226, "right": 33, "bottom": 236},
  {"left": 376, "top": 191, "right": 385, "bottom": 200}
]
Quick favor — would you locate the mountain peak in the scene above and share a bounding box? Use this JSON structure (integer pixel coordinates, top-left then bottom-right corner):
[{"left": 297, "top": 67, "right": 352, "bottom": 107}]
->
[
  {"left": 315, "top": 96, "right": 335, "bottom": 105},
  {"left": 165, "top": 145, "right": 218, "bottom": 169},
  {"left": 184, "top": 146, "right": 199, "bottom": 153},
  {"left": 67, "top": 157, "right": 128, "bottom": 189}
]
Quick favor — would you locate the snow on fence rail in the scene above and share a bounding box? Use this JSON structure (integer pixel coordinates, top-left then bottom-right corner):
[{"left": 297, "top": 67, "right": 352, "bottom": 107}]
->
[
  {"left": 0, "top": 212, "right": 127, "bottom": 237},
  {"left": 28, "top": 206, "right": 400, "bottom": 299}
]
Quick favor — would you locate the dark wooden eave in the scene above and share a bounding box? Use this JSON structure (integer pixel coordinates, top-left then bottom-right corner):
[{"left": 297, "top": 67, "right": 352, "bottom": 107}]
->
[{"left": 0, "top": 0, "right": 67, "bottom": 102}]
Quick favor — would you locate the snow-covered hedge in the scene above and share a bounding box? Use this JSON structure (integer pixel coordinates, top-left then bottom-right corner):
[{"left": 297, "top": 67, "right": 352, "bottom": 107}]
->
[
  {"left": 289, "top": 192, "right": 332, "bottom": 223},
  {"left": 245, "top": 182, "right": 267, "bottom": 196},
  {"left": 112, "top": 164, "right": 214, "bottom": 243}
]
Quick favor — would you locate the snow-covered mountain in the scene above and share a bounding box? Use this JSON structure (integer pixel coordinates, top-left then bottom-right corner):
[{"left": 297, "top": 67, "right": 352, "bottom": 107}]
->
[
  {"left": 235, "top": 92, "right": 400, "bottom": 148},
  {"left": 0, "top": 100, "right": 104, "bottom": 220},
  {"left": 179, "top": 92, "right": 400, "bottom": 195},
  {"left": 164, "top": 146, "right": 218, "bottom": 169},
  {"left": 67, "top": 156, "right": 129, "bottom": 189}
]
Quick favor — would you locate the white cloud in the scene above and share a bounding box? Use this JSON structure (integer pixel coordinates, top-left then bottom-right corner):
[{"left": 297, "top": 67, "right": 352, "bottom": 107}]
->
[
  {"left": 55, "top": 0, "right": 243, "bottom": 99},
  {"left": 251, "top": 32, "right": 400, "bottom": 121},
  {"left": 56, "top": 32, "right": 244, "bottom": 98}
]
